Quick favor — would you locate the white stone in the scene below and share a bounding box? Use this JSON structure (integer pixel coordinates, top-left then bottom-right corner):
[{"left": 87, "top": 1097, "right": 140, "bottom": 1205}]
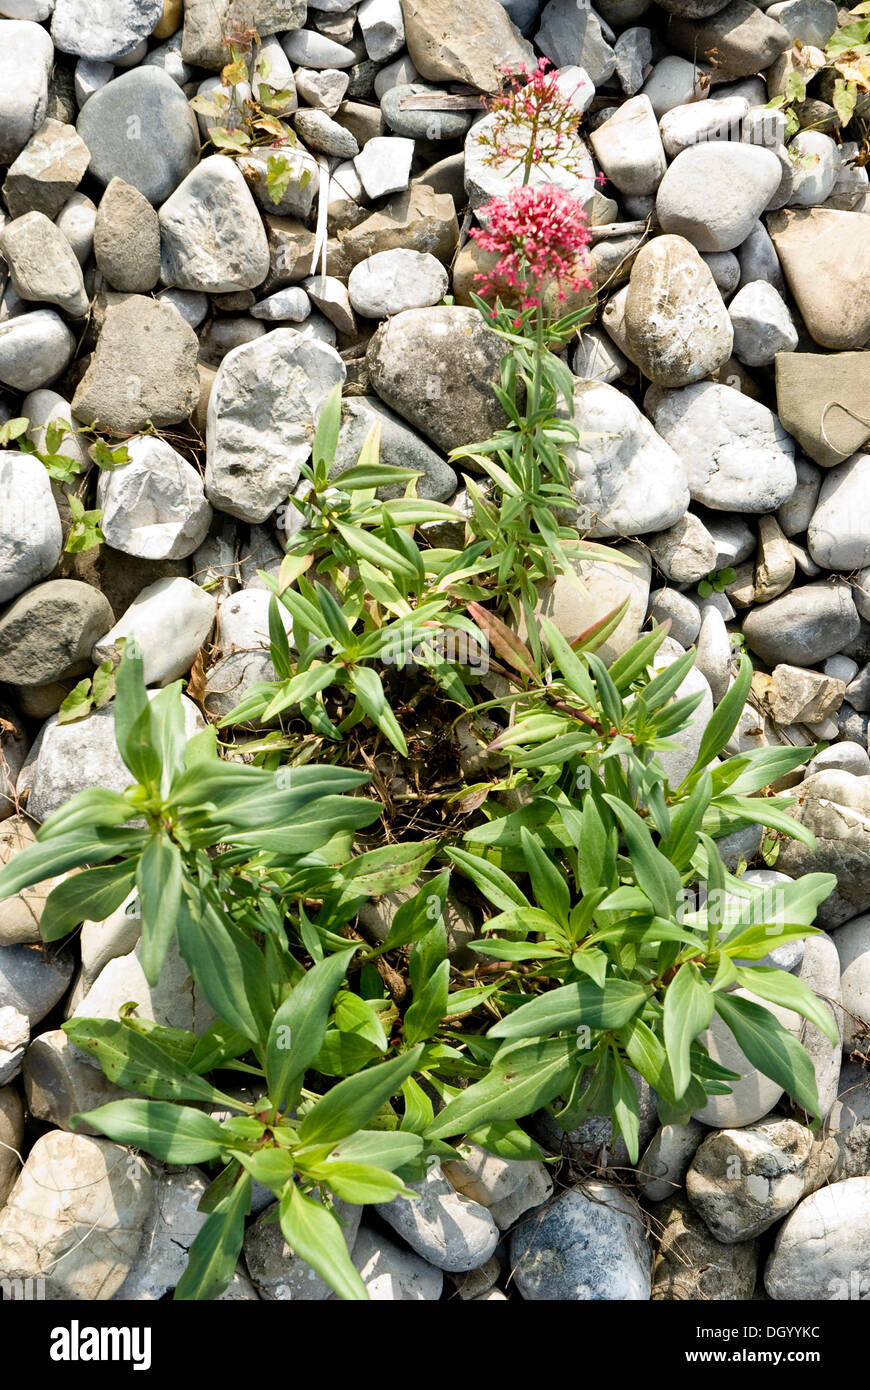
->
[
  {"left": 0, "top": 451, "right": 63, "bottom": 603},
  {"left": 72, "top": 935, "right": 216, "bottom": 1037},
  {"left": 648, "top": 512, "right": 717, "bottom": 585},
  {"left": 589, "top": 94, "right": 666, "bottom": 196},
  {"left": 0, "top": 1131, "right": 153, "bottom": 1299},
  {"left": 354, "top": 137, "right": 415, "bottom": 200},
  {"left": 571, "top": 325, "right": 627, "bottom": 383},
  {"left": 640, "top": 54, "right": 709, "bottom": 119},
  {"left": 74, "top": 57, "right": 114, "bottom": 106},
  {"left": 789, "top": 130, "right": 840, "bottom": 207},
  {"left": 216, "top": 588, "right": 292, "bottom": 654},
  {"left": 206, "top": 329, "right": 346, "bottom": 523},
  {"left": 52, "top": 0, "right": 163, "bottom": 60},
  {"left": 115, "top": 1167, "right": 211, "bottom": 1300},
  {"left": 97, "top": 435, "right": 213, "bottom": 560},
  {"left": 566, "top": 378, "right": 689, "bottom": 536},
  {"left": 92, "top": 576, "right": 216, "bottom": 686},
  {"left": 465, "top": 109, "right": 596, "bottom": 213},
  {"left": 765, "top": 1177, "right": 870, "bottom": 1298},
  {"left": 0, "top": 1005, "right": 28, "bottom": 1085},
  {"left": 807, "top": 453, "right": 870, "bottom": 572},
  {"left": 159, "top": 155, "right": 270, "bottom": 294},
  {"left": 294, "top": 67, "right": 349, "bottom": 114},
  {"left": 22, "top": 387, "right": 89, "bottom": 473},
  {"left": 282, "top": 28, "right": 356, "bottom": 68},
  {"left": 301, "top": 274, "right": 357, "bottom": 334},
  {"left": 21, "top": 694, "right": 205, "bottom": 822},
  {"left": 1, "top": 211, "right": 89, "bottom": 317},
  {"left": 55, "top": 191, "right": 96, "bottom": 265},
  {"left": 348, "top": 248, "right": 448, "bottom": 318},
  {"left": 0, "top": 19, "right": 53, "bottom": 165},
  {"left": 0, "top": 309, "right": 75, "bottom": 391},
  {"left": 659, "top": 95, "right": 749, "bottom": 159},
  {"left": 695, "top": 604, "right": 733, "bottom": 702},
  {"left": 656, "top": 143, "right": 784, "bottom": 252},
  {"left": 694, "top": 988, "right": 800, "bottom": 1127},
  {"left": 351, "top": 1225, "right": 443, "bottom": 1300},
  {"left": 358, "top": 0, "right": 404, "bottom": 60},
  {"left": 646, "top": 380, "right": 796, "bottom": 513},
  {"left": 375, "top": 1161, "right": 499, "bottom": 1273},
  {"left": 251, "top": 286, "right": 311, "bottom": 322},
  {"left": 728, "top": 278, "right": 797, "bottom": 365}
]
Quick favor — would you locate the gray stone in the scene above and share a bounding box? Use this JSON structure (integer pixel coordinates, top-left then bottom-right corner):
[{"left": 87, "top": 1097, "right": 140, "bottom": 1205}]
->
[
  {"left": 659, "top": 95, "right": 749, "bottom": 159},
  {"left": 93, "top": 177, "right": 160, "bottom": 293},
  {"left": 648, "top": 587, "right": 702, "bottom": 647},
  {"left": 21, "top": 693, "right": 204, "bottom": 822},
  {"left": 0, "top": 309, "right": 75, "bottom": 392},
  {"left": 693, "top": 988, "right": 800, "bottom": 1127},
  {"left": 0, "top": 943, "right": 74, "bottom": 1025},
  {"left": 828, "top": 1061, "right": 870, "bottom": 1180},
  {"left": 0, "top": 580, "right": 114, "bottom": 686},
  {"left": 638, "top": 1121, "right": 705, "bottom": 1202},
  {"left": 777, "top": 772, "right": 870, "bottom": 928},
  {"left": 765, "top": 1177, "right": 870, "bottom": 1299},
  {"left": 183, "top": 0, "right": 307, "bottom": 68},
  {"left": 0, "top": 451, "right": 62, "bottom": 603},
  {"left": 159, "top": 155, "right": 270, "bottom": 294},
  {"left": 251, "top": 286, "right": 311, "bottom": 322},
  {"left": 206, "top": 330, "right": 346, "bottom": 524},
  {"left": 743, "top": 584, "right": 860, "bottom": 668},
  {"left": 293, "top": 107, "right": 359, "bottom": 157},
  {"left": 808, "top": 454, "right": 870, "bottom": 572},
  {"left": 566, "top": 379, "right": 689, "bottom": 537},
  {"left": 535, "top": 1066, "right": 658, "bottom": 1168},
  {"left": 72, "top": 294, "right": 200, "bottom": 434},
  {"left": 1, "top": 210, "right": 88, "bottom": 317},
  {"left": 351, "top": 1224, "right": 443, "bottom": 1300},
  {"left": 3, "top": 119, "right": 90, "bottom": 220},
  {"left": 625, "top": 235, "right": 732, "bottom": 388},
  {"left": 511, "top": 1183, "right": 650, "bottom": 1299},
  {"left": 728, "top": 280, "right": 797, "bottom": 366},
  {"left": 0, "top": 1005, "right": 28, "bottom": 1086},
  {"left": 282, "top": 29, "right": 357, "bottom": 69},
  {"left": 738, "top": 219, "right": 785, "bottom": 293},
  {"left": 52, "top": 0, "right": 163, "bottom": 60},
  {"left": 648, "top": 513, "right": 717, "bottom": 585},
  {"left": 686, "top": 1115, "right": 837, "bottom": 1242},
  {"left": 92, "top": 576, "right": 216, "bottom": 686},
  {"left": 245, "top": 1197, "right": 362, "bottom": 1298},
  {"left": 0, "top": 19, "right": 53, "bottom": 165},
  {"left": 652, "top": 1193, "right": 759, "bottom": 1300},
  {"left": 646, "top": 381, "right": 796, "bottom": 514},
  {"left": 0, "top": 1130, "right": 152, "bottom": 1299},
  {"left": 776, "top": 455, "right": 821, "bottom": 537},
  {"left": 333, "top": 396, "right": 457, "bottom": 501},
  {"left": 72, "top": 935, "right": 216, "bottom": 1037},
  {"left": 375, "top": 1161, "right": 499, "bottom": 1272},
  {"left": 403, "top": 0, "right": 534, "bottom": 93},
  {"left": 667, "top": 0, "right": 790, "bottom": 78},
  {"left": 367, "top": 305, "right": 510, "bottom": 455},
  {"left": 75, "top": 57, "right": 114, "bottom": 106},
  {"left": 536, "top": 0, "right": 615, "bottom": 83},
  {"left": 115, "top": 1166, "right": 212, "bottom": 1300},
  {"left": 55, "top": 191, "right": 97, "bottom": 266},
  {"left": 295, "top": 66, "right": 349, "bottom": 114},
  {"left": 301, "top": 274, "right": 357, "bottom": 335},
  {"left": 202, "top": 649, "right": 277, "bottom": 722},
  {"left": 381, "top": 82, "right": 473, "bottom": 141},
  {"left": 23, "top": 1027, "right": 129, "bottom": 1131},
  {"left": 571, "top": 326, "right": 627, "bottom": 384},
  {"left": 656, "top": 144, "right": 783, "bottom": 252},
  {"left": 97, "top": 436, "right": 212, "bottom": 561},
  {"left": 641, "top": 55, "right": 709, "bottom": 120},
  {"left": 77, "top": 68, "right": 200, "bottom": 206}
]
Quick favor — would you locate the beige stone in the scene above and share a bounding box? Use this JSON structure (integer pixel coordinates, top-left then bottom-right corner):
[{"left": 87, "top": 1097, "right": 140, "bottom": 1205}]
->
[
  {"left": 402, "top": 0, "right": 534, "bottom": 94},
  {"left": 768, "top": 664, "right": 845, "bottom": 726},
  {"left": 768, "top": 208, "right": 870, "bottom": 350}
]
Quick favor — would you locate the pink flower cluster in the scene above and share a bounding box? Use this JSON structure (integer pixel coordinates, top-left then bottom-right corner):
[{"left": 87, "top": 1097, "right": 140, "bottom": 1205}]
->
[
  {"left": 478, "top": 56, "right": 590, "bottom": 174},
  {"left": 469, "top": 185, "right": 594, "bottom": 319}
]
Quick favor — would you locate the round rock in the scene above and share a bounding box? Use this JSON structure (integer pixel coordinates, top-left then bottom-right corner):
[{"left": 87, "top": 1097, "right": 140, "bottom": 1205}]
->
[
  {"left": 159, "top": 155, "right": 270, "bottom": 293},
  {"left": 656, "top": 143, "right": 784, "bottom": 252},
  {"left": 0, "top": 580, "right": 114, "bottom": 685},
  {"left": 625, "top": 234, "right": 733, "bottom": 387},
  {"left": 52, "top": 0, "right": 163, "bottom": 61},
  {"left": 348, "top": 248, "right": 448, "bottom": 318},
  {"left": 381, "top": 82, "right": 474, "bottom": 140},
  {"left": 76, "top": 68, "right": 200, "bottom": 205},
  {"left": 0, "top": 310, "right": 75, "bottom": 392},
  {"left": 510, "top": 1183, "right": 651, "bottom": 1300}
]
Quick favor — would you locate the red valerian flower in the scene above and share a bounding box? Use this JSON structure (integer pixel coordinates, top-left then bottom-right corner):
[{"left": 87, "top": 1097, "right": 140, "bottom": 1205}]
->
[
  {"left": 469, "top": 186, "right": 594, "bottom": 319},
  {"left": 476, "top": 56, "right": 591, "bottom": 181}
]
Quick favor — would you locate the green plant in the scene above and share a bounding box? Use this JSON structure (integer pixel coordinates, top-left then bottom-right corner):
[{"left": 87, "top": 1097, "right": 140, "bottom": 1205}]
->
[
  {"left": 58, "top": 658, "right": 118, "bottom": 723},
  {"left": 189, "top": 40, "right": 305, "bottom": 206},
  {"left": 697, "top": 567, "right": 736, "bottom": 599}
]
